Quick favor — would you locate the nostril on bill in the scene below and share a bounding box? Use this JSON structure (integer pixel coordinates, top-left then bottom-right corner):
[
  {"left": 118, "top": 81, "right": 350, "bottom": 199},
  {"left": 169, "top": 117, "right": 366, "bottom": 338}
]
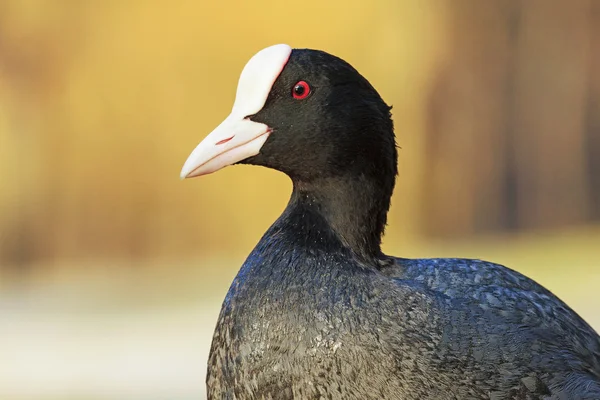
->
[{"left": 216, "top": 136, "right": 234, "bottom": 145}]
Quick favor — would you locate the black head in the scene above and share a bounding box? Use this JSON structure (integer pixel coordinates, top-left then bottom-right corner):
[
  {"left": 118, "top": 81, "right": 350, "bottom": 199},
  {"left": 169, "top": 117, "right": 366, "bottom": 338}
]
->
[{"left": 180, "top": 44, "right": 397, "bottom": 187}]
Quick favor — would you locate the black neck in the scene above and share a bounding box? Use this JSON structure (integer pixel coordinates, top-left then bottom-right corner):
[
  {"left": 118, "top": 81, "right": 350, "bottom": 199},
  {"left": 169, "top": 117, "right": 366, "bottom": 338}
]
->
[{"left": 288, "top": 172, "right": 395, "bottom": 262}]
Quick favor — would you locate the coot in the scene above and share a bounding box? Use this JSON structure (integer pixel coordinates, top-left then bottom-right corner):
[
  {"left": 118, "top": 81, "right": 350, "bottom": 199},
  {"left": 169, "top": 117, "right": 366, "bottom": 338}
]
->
[{"left": 181, "top": 44, "right": 600, "bottom": 399}]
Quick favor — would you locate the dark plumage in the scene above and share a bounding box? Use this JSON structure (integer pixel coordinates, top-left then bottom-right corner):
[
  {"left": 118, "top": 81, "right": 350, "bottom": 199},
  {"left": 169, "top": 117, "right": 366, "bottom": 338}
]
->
[{"left": 182, "top": 46, "right": 600, "bottom": 399}]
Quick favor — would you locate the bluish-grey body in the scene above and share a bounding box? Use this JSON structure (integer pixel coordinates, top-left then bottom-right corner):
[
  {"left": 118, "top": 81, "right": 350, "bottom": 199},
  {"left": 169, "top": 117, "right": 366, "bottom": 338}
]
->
[{"left": 207, "top": 199, "right": 600, "bottom": 400}]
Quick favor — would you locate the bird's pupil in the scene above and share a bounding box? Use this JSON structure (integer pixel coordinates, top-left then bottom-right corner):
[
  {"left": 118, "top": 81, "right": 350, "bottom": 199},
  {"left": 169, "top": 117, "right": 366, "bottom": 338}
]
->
[{"left": 294, "top": 85, "right": 305, "bottom": 95}]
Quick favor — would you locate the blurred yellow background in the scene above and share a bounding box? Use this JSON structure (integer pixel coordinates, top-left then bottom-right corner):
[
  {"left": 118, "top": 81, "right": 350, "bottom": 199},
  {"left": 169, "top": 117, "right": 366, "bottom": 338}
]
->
[{"left": 1, "top": 1, "right": 599, "bottom": 399}]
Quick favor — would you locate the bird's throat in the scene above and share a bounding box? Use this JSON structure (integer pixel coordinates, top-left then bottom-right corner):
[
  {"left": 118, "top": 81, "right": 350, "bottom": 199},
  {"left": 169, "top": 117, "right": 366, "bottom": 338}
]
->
[{"left": 290, "top": 174, "right": 394, "bottom": 262}]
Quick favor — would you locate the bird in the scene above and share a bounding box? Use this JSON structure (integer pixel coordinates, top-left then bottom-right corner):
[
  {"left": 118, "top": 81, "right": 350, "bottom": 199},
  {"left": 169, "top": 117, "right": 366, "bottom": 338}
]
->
[{"left": 180, "top": 44, "right": 600, "bottom": 399}]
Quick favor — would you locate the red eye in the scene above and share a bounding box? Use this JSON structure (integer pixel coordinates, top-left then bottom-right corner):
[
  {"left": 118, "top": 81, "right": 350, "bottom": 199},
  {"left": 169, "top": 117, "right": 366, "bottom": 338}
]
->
[{"left": 292, "top": 81, "right": 310, "bottom": 100}]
